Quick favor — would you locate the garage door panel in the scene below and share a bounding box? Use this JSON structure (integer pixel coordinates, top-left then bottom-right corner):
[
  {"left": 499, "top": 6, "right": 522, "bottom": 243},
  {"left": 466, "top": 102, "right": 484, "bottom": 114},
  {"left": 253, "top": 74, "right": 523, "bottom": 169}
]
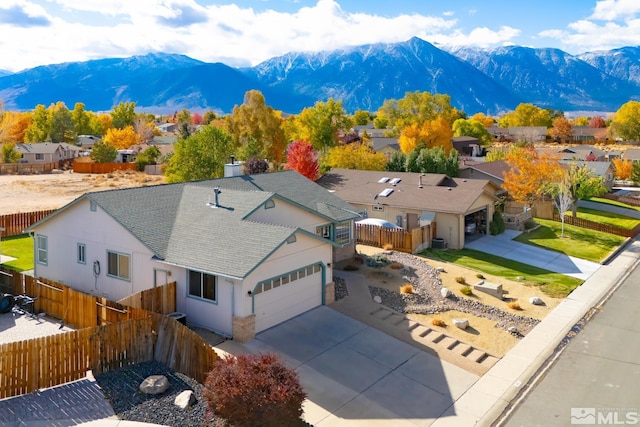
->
[{"left": 254, "top": 266, "right": 322, "bottom": 333}]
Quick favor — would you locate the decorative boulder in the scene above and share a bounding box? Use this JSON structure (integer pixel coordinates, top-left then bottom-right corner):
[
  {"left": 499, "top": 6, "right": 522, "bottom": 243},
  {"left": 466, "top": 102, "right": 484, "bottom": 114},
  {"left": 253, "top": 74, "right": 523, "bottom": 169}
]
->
[
  {"left": 453, "top": 319, "right": 469, "bottom": 330},
  {"left": 373, "top": 295, "right": 382, "bottom": 304},
  {"left": 529, "top": 296, "right": 544, "bottom": 305},
  {"left": 139, "top": 375, "right": 170, "bottom": 395},
  {"left": 508, "top": 326, "right": 519, "bottom": 334},
  {"left": 436, "top": 266, "right": 446, "bottom": 273},
  {"left": 174, "top": 390, "right": 196, "bottom": 409},
  {"left": 440, "top": 287, "right": 451, "bottom": 298}
]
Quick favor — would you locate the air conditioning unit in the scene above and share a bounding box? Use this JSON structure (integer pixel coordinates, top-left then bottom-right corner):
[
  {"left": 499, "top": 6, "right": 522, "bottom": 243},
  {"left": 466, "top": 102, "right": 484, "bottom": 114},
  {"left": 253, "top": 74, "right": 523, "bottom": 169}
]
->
[{"left": 431, "top": 238, "right": 447, "bottom": 249}]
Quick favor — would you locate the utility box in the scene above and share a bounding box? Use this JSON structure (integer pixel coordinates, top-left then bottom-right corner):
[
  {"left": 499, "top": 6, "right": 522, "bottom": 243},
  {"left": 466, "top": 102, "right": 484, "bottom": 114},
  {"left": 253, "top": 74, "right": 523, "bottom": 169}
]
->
[{"left": 167, "top": 312, "right": 187, "bottom": 325}]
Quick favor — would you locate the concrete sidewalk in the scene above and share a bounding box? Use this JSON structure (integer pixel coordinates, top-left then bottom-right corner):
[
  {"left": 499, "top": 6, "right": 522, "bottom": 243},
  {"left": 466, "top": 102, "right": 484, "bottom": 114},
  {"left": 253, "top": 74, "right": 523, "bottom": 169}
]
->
[
  {"left": 577, "top": 199, "right": 640, "bottom": 219},
  {"left": 436, "top": 237, "right": 640, "bottom": 426},
  {"left": 465, "top": 230, "right": 601, "bottom": 280}
]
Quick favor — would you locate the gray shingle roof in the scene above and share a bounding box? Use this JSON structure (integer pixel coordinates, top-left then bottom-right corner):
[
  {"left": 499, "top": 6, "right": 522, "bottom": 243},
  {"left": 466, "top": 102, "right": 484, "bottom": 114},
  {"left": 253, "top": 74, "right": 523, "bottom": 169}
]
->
[{"left": 71, "top": 170, "right": 358, "bottom": 278}]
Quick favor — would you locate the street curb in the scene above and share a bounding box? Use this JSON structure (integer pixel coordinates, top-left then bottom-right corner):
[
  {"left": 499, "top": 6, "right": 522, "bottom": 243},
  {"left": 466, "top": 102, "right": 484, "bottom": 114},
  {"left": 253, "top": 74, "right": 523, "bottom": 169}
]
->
[{"left": 450, "top": 237, "right": 640, "bottom": 427}]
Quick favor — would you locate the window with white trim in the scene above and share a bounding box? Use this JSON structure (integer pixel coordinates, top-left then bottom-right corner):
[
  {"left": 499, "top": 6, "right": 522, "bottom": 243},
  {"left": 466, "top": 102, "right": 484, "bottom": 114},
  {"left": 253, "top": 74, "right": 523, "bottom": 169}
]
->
[
  {"left": 36, "top": 235, "right": 48, "bottom": 265},
  {"left": 188, "top": 270, "right": 217, "bottom": 302},
  {"left": 107, "top": 250, "right": 130, "bottom": 280},
  {"left": 35, "top": 153, "right": 44, "bottom": 160},
  {"left": 77, "top": 243, "right": 86, "bottom": 264},
  {"left": 252, "top": 264, "right": 322, "bottom": 295},
  {"left": 335, "top": 221, "right": 351, "bottom": 245}
]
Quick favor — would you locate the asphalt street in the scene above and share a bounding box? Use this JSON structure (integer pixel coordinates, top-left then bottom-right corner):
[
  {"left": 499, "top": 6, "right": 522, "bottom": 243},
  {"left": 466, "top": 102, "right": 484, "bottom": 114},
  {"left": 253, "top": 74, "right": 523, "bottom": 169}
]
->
[{"left": 500, "top": 256, "right": 640, "bottom": 427}]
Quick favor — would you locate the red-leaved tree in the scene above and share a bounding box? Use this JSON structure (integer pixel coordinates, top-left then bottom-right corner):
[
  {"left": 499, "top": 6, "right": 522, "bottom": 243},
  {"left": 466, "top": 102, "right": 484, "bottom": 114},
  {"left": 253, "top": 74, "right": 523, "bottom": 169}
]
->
[{"left": 284, "top": 139, "right": 319, "bottom": 181}]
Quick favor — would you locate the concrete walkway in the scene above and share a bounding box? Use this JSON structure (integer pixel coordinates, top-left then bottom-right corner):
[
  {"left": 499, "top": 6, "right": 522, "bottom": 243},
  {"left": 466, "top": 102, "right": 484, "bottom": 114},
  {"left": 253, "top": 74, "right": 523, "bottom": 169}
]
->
[
  {"left": 577, "top": 199, "right": 640, "bottom": 219},
  {"left": 464, "top": 230, "right": 601, "bottom": 281}
]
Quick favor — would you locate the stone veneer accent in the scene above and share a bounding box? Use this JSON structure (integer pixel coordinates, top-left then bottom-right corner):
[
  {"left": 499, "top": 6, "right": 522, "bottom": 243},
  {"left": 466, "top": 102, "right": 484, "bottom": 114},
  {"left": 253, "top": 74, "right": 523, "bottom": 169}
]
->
[
  {"left": 324, "top": 281, "right": 335, "bottom": 305},
  {"left": 232, "top": 314, "right": 256, "bottom": 343}
]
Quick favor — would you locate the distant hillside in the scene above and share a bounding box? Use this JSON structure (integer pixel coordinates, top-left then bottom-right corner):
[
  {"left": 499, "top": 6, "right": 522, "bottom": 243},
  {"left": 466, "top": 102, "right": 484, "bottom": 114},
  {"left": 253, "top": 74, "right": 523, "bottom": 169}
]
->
[{"left": 0, "top": 39, "right": 639, "bottom": 114}]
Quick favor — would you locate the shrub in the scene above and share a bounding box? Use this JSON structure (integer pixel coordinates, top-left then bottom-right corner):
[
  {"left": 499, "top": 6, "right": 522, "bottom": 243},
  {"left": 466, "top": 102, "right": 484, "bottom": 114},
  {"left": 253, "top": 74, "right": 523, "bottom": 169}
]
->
[
  {"left": 455, "top": 276, "right": 466, "bottom": 284},
  {"left": 400, "top": 284, "right": 414, "bottom": 294},
  {"left": 489, "top": 211, "right": 506, "bottom": 235},
  {"left": 476, "top": 273, "right": 485, "bottom": 279},
  {"left": 365, "top": 254, "right": 391, "bottom": 268},
  {"left": 460, "top": 286, "right": 473, "bottom": 296},
  {"left": 203, "top": 353, "right": 306, "bottom": 427},
  {"left": 390, "top": 262, "right": 403, "bottom": 270},
  {"left": 343, "top": 264, "right": 359, "bottom": 271},
  {"left": 507, "top": 302, "right": 522, "bottom": 310},
  {"left": 432, "top": 318, "right": 446, "bottom": 327},
  {"left": 382, "top": 243, "right": 393, "bottom": 250}
]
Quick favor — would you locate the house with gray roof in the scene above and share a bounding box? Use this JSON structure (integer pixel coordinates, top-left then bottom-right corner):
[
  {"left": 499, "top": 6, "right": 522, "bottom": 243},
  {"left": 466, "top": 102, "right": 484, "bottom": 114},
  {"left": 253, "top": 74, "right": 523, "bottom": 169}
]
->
[
  {"left": 317, "top": 169, "right": 499, "bottom": 250},
  {"left": 27, "top": 169, "right": 359, "bottom": 341},
  {"left": 15, "top": 142, "right": 80, "bottom": 164}
]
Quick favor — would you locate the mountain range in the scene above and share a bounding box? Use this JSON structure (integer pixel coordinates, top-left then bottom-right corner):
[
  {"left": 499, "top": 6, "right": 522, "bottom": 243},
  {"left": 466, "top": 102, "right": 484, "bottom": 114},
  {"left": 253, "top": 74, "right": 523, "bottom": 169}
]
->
[{"left": 0, "top": 37, "right": 639, "bottom": 116}]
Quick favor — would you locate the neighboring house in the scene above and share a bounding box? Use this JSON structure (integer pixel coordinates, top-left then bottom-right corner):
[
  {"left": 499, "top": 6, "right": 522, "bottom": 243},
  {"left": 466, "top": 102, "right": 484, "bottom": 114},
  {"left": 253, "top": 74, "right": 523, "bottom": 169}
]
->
[
  {"left": 560, "top": 160, "right": 616, "bottom": 192},
  {"left": 27, "top": 169, "right": 359, "bottom": 341},
  {"left": 156, "top": 123, "right": 178, "bottom": 133},
  {"left": 452, "top": 136, "right": 484, "bottom": 157},
  {"left": 571, "top": 126, "right": 608, "bottom": 142},
  {"left": 370, "top": 137, "right": 400, "bottom": 157},
  {"left": 536, "top": 145, "right": 608, "bottom": 161},
  {"left": 77, "top": 135, "right": 102, "bottom": 151},
  {"left": 487, "top": 126, "right": 547, "bottom": 142},
  {"left": 353, "top": 125, "right": 387, "bottom": 138},
  {"left": 317, "top": 169, "right": 499, "bottom": 250},
  {"left": 622, "top": 149, "right": 640, "bottom": 161},
  {"left": 459, "top": 160, "right": 510, "bottom": 190},
  {"left": 15, "top": 142, "right": 80, "bottom": 164}
]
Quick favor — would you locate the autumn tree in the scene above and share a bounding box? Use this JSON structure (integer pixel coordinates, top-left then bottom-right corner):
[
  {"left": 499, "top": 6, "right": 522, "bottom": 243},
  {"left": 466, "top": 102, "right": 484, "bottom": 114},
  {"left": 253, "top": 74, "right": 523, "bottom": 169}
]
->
[
  {"left": 353, "top": 109, "right": 372, "bottom": 125},
  {"left": 503, "top": 146, "right": 564, "bottom": 207},
  {"left": 571, "top": 116, "right": 590, "bottom": 126},
  {"left": 631, "top": 161, "right": 640, "bottom": 185},
  {"left": 292, "top": 99, "right": 352, "bottom": 151},
  {"left": 563, "top": 163, "right": 607, "bottom": 216},
  {"left": 244, "top": 157, "right": 269, "bottom": 174},
  {"left": 611, "top": 101, "right": 640, "bottom": 141},
  {"left": 110, "top": 102, "right": 136, "bottom": 129},
  {"left": 49, "top": 102, "right": 75, "bottom": 143},
  {"left": 485, "top": 148, "right": 509, "bottom": 162},
  {"left": 226, "top": 90, "right": 287, "bottom": 162},
  {"left": 71, "top": 102, "right": 93, "bottom": 136},
  {"left": 545, "top": 178, "right": 573, "bottom": 238},
  {"left": 498, "top": 103, "right": 552, "bottom": 128},
  {"left": 377, "top": 91, "right": 461, "bottom": 135},
  {"left": 612, "top": 158, "right": 633, "bottom": 180},
  {"left": 398, "top": 117, "right": 453, "bottom": 154},
  {"left": 133, "top": 117, "right": 156, "bottom": 143},
  {"left": 135, "top": 146, "right": 161, "bottom": 172},
  {"left": 24, "top": 104, "right": 50, "bottom": 142},
  {"left": 164, "top": 125, "right": 235, "bottom": 183},
  {"left": 0, "top": 111, "right": 31, "bottom": 143},
  {"left": 470, "top": 112, "right": 495, "bottom": 128},
  {"left": 550, "top": 116, "right": 573, "bottom": 143},
  {"left": 192, "top": 111, "right": 203, "bottom": 125},
  {"left": 452, "top": 118, "right": 492, "bottom": 145},
  {"left": 90, "top": 113, "right": 112, "bottom": 136},
  {"left": 104, "top": 125, "right": 139, "bottom": 149},
  {"left": 406, "top": 145, "right": 460, "bottom": 176},
  {"left": 321, "top": 143, "right": 387, "bottom": 171},
  {"left": 385, "top": 151, "right": 407, "bottom": 172},
  {"left": 284, "top": 140, "right": 319, "bottom": 181},
  {"left": 202, "top": 110, "right": 217, "bottom": 125},
  {"left": 589, "top": 116, "right": 606, "bottom": 128},
  {"left": 1, "top": 143, "right": 21, "bottom": 163}
]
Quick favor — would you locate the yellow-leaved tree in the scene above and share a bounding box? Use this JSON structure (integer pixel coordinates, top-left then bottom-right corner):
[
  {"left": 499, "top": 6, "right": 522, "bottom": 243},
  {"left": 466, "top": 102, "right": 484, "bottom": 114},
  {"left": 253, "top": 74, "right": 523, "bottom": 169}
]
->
[
  {"left": 612, "top": 158, "right": 633, "bottom": 180},
  {"left": 503, "top": 146, "right": 563, "bottom": 207},
  {"left": 322, "top": 143, "right": 387, "bottom": 171},
  {"left": 103, "top": 125, "right": 139, "bottom": 149},
  {"left": 398, "top": 117, "right": 453, "bottom": 154}
]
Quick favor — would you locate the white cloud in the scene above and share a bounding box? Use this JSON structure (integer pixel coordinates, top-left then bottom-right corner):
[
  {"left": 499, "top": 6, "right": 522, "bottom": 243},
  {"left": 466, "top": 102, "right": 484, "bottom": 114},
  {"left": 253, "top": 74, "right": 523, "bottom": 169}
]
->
[
  {"left": 590, "top": 0, "right": 640, "bottom": 21},
  {"left": 430, "top": 26, "right": 520, "bottom": 48}
]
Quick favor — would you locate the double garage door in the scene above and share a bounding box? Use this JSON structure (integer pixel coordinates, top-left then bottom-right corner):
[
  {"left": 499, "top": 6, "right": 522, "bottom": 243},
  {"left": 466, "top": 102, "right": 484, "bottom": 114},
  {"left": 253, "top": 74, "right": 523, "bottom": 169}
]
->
[{"left": 253, "top": 263, "right": 323, "bottom": 333}]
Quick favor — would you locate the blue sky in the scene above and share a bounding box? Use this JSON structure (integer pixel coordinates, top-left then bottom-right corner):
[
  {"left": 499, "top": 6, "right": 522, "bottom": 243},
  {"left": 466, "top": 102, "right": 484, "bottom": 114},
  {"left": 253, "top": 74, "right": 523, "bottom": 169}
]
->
[{"left": 0, "top": 0, "right": 638, "bottom": 72}]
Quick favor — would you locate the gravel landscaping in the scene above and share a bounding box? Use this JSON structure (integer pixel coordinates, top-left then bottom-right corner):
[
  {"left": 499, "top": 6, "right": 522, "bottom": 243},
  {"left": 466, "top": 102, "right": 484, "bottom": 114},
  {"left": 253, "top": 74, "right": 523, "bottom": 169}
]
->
[{"left": 364, "top": 251, "right": 541, "bottom": 336}]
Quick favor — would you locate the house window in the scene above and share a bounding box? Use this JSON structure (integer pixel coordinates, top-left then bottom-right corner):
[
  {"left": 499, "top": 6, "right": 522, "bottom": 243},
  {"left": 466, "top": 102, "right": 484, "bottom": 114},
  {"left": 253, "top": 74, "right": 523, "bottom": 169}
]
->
[
  {"left": 373, "top": 205, "right": 384, "bottom": 211},
  {"left": 188, "top": 270, "right": 217, "bottom": 302},
  {"left": 252, "top": 263, "right": 322, "bottom": 296},
  {"left": 77, "top": 243, "right": 86, "bottom": 264},
  {"left": 36, "top": 235, "right": 48, "bottom": 265},
  {"left": 335, "top": 221, "right": 351, "bottom": 245},
  {"left": 316, "top": 225, "right": 331, "bottom": 239},
  {"left": 264, "top": 199, "right": 275, "bottom": 209},
  {"left": 107, "top": 250, "right": 130, "bottom": 280},
  {"left": 35, "top": 153, "right": 44, "bottom": 160}
]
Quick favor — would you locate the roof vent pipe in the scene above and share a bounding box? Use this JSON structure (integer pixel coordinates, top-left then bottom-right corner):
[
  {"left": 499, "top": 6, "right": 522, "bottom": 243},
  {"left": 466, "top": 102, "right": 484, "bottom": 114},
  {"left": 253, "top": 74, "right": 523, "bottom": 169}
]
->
[
  {"left": 230, "top": 155, "right": 235, "bottom": 165},
  {"left": 213, "top": 187, "right": 222, "bottom": 208},
  {"left": 419, "top": 175, "right": 423, "bottom": 188}
]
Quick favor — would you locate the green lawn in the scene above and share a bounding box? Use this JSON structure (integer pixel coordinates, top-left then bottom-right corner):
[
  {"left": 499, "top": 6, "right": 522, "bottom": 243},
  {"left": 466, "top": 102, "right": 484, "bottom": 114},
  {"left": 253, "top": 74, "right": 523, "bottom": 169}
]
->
[
  {"left": 515, "top": 219, "right": 624, "bottom": 263},
  {"left": 567, "top": 207, "right": 640, "bottom": 230},
  {"left": 420, "top": 248, "right": 583, "bottom": 298},
  {"left": 0, "top": 234, "right": 34, "bottom": 272},
  {"left": 585, "top": 197, "right": 640, "bottom": 212}
]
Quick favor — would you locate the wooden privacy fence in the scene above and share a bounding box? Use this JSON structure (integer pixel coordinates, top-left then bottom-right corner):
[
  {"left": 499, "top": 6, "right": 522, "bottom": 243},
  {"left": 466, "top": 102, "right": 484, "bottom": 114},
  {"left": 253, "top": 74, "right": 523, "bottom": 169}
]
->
[
  {"left": 356, "top": 224, "right": 434, "bottom": 253},
  {"left": 0, "top": 265, "right": 22, "bottom": 295},
  {"left": 73, "top": 162, "right": 137, "bottom": 174},
  {"left": 0, "top": 210, "right": 56, "bottom": 237},
  {"left": 600, "top": 192, "right": 640, "bottom": 208},
  {"left": 0, "top": 162, "right": 60, "bottom": 175},
  {"left": 552, "top": 213, "right": 640, "bottom": 238},
  {"left": 118, "top": 281, "right": 177, "bottom": 314},
  {"left": 0, "top": 276, "right": 218, "bottom": 399}
]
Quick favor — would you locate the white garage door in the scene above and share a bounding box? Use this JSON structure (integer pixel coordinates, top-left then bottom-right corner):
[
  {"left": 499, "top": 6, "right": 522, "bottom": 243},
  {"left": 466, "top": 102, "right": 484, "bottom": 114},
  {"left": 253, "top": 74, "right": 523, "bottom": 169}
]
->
[{"left": 253, "top": 263, "right": 323, "bottom": 333}]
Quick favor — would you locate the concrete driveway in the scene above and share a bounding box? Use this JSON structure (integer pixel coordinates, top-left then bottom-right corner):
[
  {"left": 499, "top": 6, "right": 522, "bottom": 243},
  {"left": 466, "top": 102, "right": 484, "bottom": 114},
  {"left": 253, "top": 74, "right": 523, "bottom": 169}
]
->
[
  {"left": 215, "top": 306, "right": 480, "bottom": 426},
  {"left": 464, "top": 230, "right": 601, "bottom": 280}
]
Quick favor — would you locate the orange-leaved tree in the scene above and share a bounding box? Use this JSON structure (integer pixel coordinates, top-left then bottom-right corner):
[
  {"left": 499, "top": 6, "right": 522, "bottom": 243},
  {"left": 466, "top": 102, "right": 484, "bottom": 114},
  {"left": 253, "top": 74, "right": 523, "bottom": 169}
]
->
[
  {"left": 398, "top": 117, "right": 453, "bottom": 154},
  {"left": 284, "top": 140, "right": 319, "bottom": 181},
  {"left": 612, "top": 158, "right": 633, "bottom": 180},
  {"left": 503, "top": 146, "right": 563, "bottom": 207}
]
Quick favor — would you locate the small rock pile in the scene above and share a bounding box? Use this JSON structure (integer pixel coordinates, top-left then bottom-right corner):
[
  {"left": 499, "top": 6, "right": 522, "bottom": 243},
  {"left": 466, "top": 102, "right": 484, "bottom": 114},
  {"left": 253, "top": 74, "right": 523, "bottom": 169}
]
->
[{"left": 367, "top": 251, "right": 541, "bottom": 336}]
